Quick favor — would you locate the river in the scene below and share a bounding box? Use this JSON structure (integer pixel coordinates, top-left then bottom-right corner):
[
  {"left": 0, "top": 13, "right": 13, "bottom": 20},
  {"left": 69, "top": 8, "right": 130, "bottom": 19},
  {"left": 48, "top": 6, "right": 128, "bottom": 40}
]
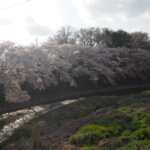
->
[{"left": 0, "top": 99, "right": 79, "bottom": 143}]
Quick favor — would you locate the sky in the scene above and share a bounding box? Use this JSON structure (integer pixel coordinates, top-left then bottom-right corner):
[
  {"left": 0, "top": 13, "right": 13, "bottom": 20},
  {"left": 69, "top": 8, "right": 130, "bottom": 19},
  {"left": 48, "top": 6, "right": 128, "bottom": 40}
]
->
[{"left": 0, "top": 0, "right": 150, "bottom": 45}]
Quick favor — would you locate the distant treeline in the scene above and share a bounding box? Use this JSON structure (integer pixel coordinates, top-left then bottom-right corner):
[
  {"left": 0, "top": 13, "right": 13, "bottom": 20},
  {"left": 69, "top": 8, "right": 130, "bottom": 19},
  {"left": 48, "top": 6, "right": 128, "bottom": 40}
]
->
[{"left": 48, "top": 26, "right": 150, "bottom": 50}]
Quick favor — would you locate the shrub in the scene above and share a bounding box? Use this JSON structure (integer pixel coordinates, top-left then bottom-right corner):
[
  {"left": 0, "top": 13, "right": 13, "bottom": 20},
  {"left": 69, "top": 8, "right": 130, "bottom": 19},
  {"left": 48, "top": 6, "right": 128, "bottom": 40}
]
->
[
  {"left": 81, "top": 146, "right": 108, "bottom": 150},
  {"left": 140, "top": 114, "right": 150, "bottom": 127},
  {"left": 106, "top": 125, "right": 122, "bottom": 136},
  {"left": 98, "top": 139, "right": 123, "bottom": 149},
  {"left": 93, "top": 112, "right": 132, "bottom": 127},
  {"left": 117, "top": 135, "right": 131, "bottom": 142},
  {"left": 117, "top": 140, "right": 150, "bottom": 150},
  {"left": 117, "top": 130, "right": 132, "bottom": 142},
  {"left": 69, "top": 124, "right": 123, "bottom": 146},
  {"left": 131, "top": 127, "right": 150, "bottom": 140},
  {"left": 118, "top": 107, "right": 134, "bottom": 113},
  {"left": 69, "top": 125, "right": 111, "bottom": 145},
  {"left": 126, "top": 120, "right": 141, "bottom": 131}
]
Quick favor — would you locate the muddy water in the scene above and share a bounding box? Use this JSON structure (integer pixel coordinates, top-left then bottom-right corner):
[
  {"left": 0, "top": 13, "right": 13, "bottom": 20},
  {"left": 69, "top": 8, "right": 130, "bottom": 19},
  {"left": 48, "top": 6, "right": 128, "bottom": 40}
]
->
[{"left": 0, "top": 99, "right": 78, "bottom": 143}]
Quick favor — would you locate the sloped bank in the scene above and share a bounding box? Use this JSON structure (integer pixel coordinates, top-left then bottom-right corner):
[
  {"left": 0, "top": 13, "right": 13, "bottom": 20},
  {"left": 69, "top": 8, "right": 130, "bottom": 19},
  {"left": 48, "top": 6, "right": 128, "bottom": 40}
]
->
[
  {"left": 1, "top": 83, "right": 150, "bottom": 114},
  {"left": 1, "top": 90, "right": 150, "bottom": 150}
]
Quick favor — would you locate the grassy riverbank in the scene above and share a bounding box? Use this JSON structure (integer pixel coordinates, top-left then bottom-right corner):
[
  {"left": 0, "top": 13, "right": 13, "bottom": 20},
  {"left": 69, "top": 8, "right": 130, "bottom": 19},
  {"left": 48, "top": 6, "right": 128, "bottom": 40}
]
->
[
  {"left": 68, "top": 91, "right": 150, "bottom": 150},
  {"left": 0, "top": 91, "right": 150, "bottom": 150}
]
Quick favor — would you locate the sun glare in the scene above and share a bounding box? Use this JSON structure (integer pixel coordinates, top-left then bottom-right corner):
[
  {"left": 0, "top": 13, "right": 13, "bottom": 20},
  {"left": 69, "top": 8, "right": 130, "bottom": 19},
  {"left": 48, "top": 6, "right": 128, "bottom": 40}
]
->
[{"left": 0, "top": 0, "right": 61, "bottom": 44}]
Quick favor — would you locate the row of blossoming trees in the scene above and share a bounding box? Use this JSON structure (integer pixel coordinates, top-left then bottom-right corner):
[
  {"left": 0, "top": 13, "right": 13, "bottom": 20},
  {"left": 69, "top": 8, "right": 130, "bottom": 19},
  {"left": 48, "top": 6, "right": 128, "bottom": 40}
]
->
[{"left": 0, "top": 40, "right": 150, "bottom": 104}]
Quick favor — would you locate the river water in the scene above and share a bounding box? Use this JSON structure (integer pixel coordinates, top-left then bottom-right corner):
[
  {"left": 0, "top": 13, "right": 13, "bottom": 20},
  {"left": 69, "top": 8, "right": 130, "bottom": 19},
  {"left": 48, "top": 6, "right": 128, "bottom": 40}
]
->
[{"left": 0, "top": 99, "right": 78, "bottom": 143}]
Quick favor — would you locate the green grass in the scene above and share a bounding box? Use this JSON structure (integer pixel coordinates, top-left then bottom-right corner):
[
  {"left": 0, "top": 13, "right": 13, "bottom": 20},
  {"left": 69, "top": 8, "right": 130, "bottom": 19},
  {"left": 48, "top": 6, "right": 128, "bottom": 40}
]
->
[
  {"left": 70, "top": 110, "right": 150, "bottom": 149},
  {"left": 118, "top": 106, "right": 134, "bottom": 113},
  {"left": 69, "top": 91, "right": 150, "bottom": 150},
  {"left": 80, "top": 146, "right": 108, "bottom": 150},
  {"left": 116, "top": 140, "right": 150, "bottom": 150},
  {"left": 0, "top": 95, "right": 120, "bottom": 149},
  {"left": 69, "top": 124, "right": 122, "bottom": 146},
  {"left": 69, "top": 124, "right": 111, "bottom": 145},
  {"left": 131, "top": 127, "right": 150, "bottom": 140},
  {"left": 0, "top": 124, "right": 31, "bottom": 149},
  {"left": 1, "top": 91, "right": 150, "bottom": 150}
]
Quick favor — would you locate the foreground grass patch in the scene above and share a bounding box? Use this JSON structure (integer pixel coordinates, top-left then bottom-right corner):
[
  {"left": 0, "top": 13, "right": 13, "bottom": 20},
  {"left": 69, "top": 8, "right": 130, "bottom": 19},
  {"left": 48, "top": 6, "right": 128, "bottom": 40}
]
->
[
  {"left": 69, "top": 124, "right": 110, "bottom": 145},
  {"left": 117, "top": 140, "right": 150, "bottom": 150},
  {"left": 1, "top": 91, "right": 150, "bottom": 149},
  {"left": 80, "top": 146, "right": 108, "bottom": 150},
  {"left": 69, "top": 91, "right": 150, "bottom": 150},
  {"left": 0, "top": 95, "right": 119, "bottom": 149}
]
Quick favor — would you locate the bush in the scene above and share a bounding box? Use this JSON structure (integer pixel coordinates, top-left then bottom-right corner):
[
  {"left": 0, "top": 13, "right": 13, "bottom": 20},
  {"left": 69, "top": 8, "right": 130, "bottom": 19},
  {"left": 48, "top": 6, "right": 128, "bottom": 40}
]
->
[
  {"left": 69, "top": 124, "right": 123, "bottom": 146},
  {"left": 140, "top": 114, "right": 150, "bottom": 127},
  {"left": 93, "top": 112, "right": 132, "bottom": 127},
  {"left": 81, "top": 146, "right": 108, "bottom": 150},
  {"left": 131, "top": 127, "right": 150, "bottom": 140},
  {"left": 118, "top": 107, "right": 134, "bottom": 113},
  {"left": 107, "top": 125, "right": 122, "bottom": 136},
  {"left": 69, "top": 125, "right": 111, "bottom": 145},
  {"left": 117, "top": 135, "right": 131, "bottom": 142},
  {"left": 117, "top": 130, "right": 132, "bottom": 142},
  {"left": 117, "top": 140, "right": 150, "bottom": 150},
  {"left": 126, "top": 120, "right": 141, "bottom": 131}
]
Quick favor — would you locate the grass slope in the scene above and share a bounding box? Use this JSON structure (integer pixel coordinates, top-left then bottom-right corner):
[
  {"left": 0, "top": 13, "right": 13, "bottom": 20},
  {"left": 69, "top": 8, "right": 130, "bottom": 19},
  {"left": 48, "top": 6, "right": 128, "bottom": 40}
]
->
[
  {"left": 69, "top": 91, "right": 150, "bottom": 150},
  {"left": 0, "top": 91, "right": 150, "bottom": 150}
]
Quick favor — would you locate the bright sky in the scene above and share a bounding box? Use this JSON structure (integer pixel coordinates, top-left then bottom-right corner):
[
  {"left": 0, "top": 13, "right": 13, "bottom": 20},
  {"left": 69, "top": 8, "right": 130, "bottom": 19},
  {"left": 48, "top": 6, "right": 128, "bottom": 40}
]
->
[{"left": 0, "top": 0, "right": 150, "bottom": 45}]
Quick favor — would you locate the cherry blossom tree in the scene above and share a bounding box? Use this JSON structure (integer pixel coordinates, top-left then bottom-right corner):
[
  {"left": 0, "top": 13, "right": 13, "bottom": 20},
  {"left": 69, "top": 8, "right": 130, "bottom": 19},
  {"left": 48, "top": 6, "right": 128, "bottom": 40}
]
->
[{"left": 0, "top": 42, "right": 150, "bottom": 103}]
